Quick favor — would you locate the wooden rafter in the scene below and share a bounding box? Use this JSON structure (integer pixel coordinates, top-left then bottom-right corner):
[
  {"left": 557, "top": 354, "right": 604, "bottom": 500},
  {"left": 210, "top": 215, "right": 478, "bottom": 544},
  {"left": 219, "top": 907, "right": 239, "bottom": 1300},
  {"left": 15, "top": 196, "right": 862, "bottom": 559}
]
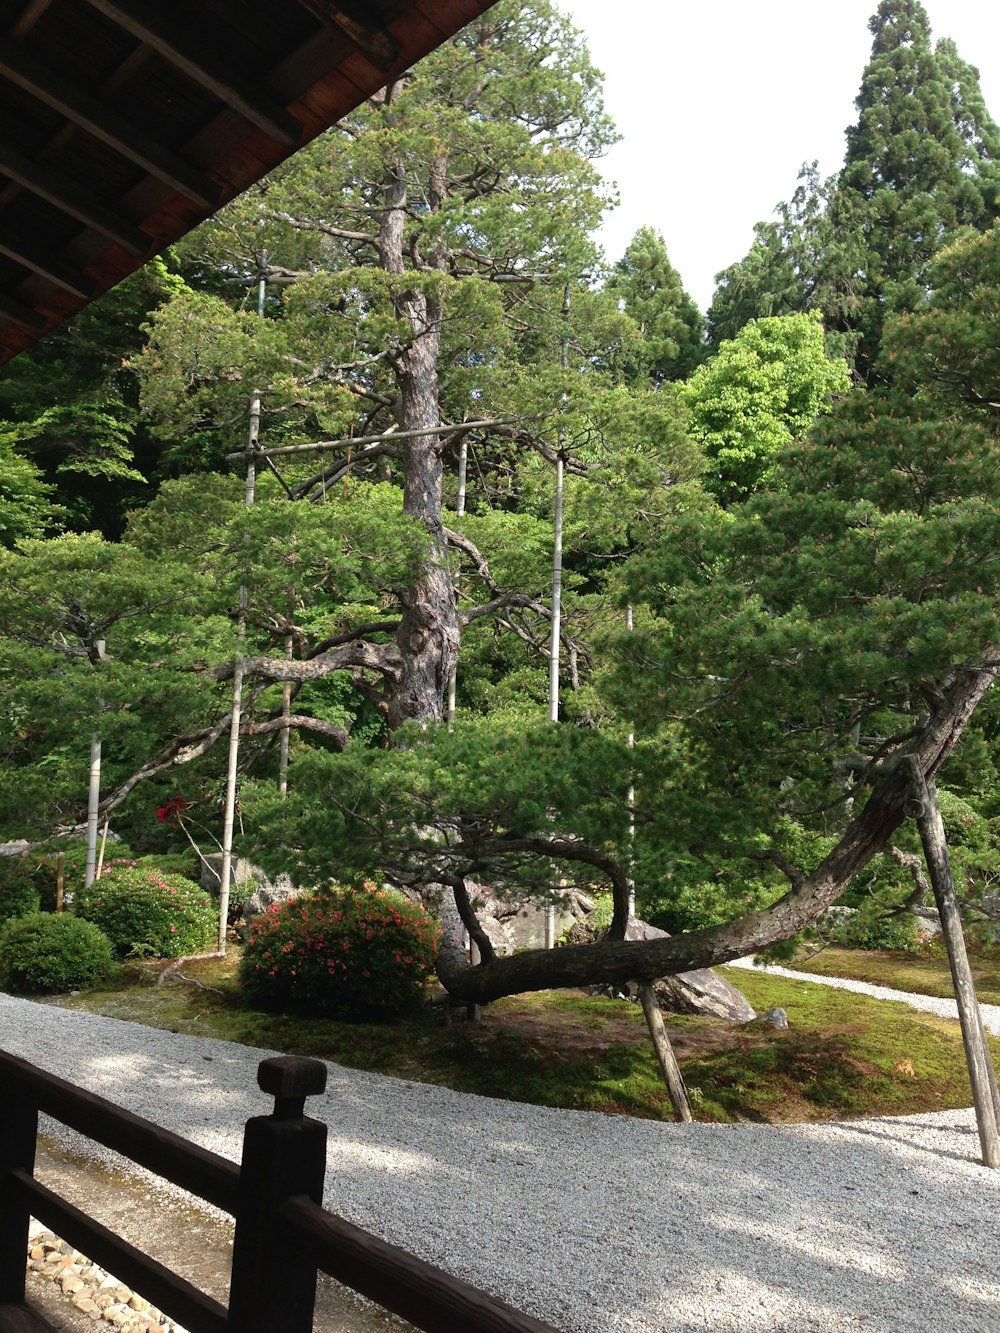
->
[
  {"left": 0, "top": 291, "right": 46, "bottom": 332},
  {"left": 0, "top": 0, "right": 499, "bottom": 363},
  {"left": 0, "top": 143, "right": 149, "bottom": 255},
  {"left": 8, "top": 0, "right": 58, "bottom": 41},
  {"left": 81, "top": 0, "right": 304, "bottom": 146},
  {"left": 0, "top": 234, "right": 92, "bottom": 299},
  {"left": 0, "top": 38, "right": 217, "bottom": 207},
  {"left": 295, "top": 0, "right": 400, "bottom": 69}
]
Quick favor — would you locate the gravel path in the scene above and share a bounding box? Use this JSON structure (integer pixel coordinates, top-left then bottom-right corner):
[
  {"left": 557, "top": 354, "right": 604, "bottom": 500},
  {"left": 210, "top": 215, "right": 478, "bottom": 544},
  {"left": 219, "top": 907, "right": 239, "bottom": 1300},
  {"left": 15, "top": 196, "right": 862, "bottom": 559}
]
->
[{"left": 2, "top": 982, "right": 1000, "bottom": 1333}]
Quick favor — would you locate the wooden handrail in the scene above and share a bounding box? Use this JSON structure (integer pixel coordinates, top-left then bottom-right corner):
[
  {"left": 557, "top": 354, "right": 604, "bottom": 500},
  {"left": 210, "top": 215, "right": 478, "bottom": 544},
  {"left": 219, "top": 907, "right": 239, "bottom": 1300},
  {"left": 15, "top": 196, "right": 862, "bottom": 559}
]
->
[
  {"left": 9, "top": 1172, "right": 227, "bottom": 1333},
  {"left": 282, "top": 1194, "right": 560, "bottom": 1333},
  {"left": 0, "top": 1048, "right": 563, "bottom": 1333},
  {"left": 0, "top": 1051, "right": 239, "bottom": 1213}
]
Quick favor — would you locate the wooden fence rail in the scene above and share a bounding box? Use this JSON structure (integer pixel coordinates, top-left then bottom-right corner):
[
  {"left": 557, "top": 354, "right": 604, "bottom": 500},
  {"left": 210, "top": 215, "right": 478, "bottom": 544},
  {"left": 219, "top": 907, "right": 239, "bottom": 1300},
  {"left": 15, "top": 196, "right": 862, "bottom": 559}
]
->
[{"left": 0, "top": 1050, "right": 561, "bottom": 1333}]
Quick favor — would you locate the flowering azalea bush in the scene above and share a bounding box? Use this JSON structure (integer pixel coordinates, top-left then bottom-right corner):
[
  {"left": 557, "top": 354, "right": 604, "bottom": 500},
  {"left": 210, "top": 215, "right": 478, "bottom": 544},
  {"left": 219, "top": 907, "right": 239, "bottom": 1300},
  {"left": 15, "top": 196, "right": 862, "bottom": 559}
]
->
[
  {"left": 75, "top": 865, "right": 216, "bottom": 958},
  {"left": 238, "top": 883, "right": 440, "bottom": 1019},
  {"left": 0, "top": 913, "right": 115, "bottom": 994}
]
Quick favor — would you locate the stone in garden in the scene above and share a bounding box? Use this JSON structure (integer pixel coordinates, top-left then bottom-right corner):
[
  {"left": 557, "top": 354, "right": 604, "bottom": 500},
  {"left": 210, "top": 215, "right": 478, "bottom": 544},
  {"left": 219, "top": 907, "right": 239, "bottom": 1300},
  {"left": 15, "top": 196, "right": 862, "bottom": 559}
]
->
[{"left": 622, "top": 918, "right": 757, "bottom": 1022}]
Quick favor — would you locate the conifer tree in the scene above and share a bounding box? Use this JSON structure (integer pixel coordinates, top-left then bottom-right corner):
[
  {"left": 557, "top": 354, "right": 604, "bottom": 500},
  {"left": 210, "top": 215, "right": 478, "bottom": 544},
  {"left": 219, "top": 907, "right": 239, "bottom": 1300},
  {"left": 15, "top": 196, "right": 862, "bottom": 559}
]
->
[
  {"left": 707, "top": 0, "right": 1000, "bottom": 378},
  {"left": 606, "top": 227, "right": 704, "bottom": 382}
]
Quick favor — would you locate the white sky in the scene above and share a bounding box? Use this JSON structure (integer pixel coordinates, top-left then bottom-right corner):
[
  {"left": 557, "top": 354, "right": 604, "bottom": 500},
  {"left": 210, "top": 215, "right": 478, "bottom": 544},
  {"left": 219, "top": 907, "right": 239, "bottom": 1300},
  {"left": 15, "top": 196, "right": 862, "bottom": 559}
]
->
[{"left": 560, "top": 1, "right": 1000, "bottom": 311}]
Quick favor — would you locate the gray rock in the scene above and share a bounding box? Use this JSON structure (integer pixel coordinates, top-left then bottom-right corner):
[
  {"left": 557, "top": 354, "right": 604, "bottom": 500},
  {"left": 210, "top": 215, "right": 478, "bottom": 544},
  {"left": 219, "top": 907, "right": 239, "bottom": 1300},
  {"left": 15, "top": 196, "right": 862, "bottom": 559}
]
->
[
  {"left": 241, "top": 873, "right": 302, "bottom": 936},
  {"left": 753, "top": 1006, "right": 789, "bottom": 1030},
  {"left": 595, "top": 918, "right": 757, "bottom": 1023},
  {"left": 199, "top": 853, "right": 262, "bottom": 897}
]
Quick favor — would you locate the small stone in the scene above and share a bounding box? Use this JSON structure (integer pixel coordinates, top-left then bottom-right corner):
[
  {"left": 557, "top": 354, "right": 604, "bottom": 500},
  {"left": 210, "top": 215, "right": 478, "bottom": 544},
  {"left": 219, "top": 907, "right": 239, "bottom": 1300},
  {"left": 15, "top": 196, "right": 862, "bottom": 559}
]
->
[
  {"left": 29, "top": 1245, "right": 45, "bottom": 1261},
  {"left": 72, "top": 1294, "right": 101, "bottom": 1315},
  {"left": 95, "top": 1289, "right": 118, "bottom": 1310},
  {"left": 114, "top": 1283, "right": 133, "bottom": 1303},
  {"left": 129, "top": 1294, "right": 150, "bottom": 1312},
  {"left": 80, "top": 1264, "right": 104, "bottom": 1283},
  {"left": 104, "top": 1304, "right": 133, "bottom": 1329},
  {"left": 61, "top": 1272, "right": 85, "bottom": 1295}
]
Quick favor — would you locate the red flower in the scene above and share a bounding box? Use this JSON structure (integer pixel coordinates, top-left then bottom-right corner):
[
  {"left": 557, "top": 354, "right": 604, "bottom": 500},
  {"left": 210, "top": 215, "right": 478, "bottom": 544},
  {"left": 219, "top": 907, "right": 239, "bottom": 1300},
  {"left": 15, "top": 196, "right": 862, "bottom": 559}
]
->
[{"left": 156, "top": 795, "right": 189, "bottom": 826}]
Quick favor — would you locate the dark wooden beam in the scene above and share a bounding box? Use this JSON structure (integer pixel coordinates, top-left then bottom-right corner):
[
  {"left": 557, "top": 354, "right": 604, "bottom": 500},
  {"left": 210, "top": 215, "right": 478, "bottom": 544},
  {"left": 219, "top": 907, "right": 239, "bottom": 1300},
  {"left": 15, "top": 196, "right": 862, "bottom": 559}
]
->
[
  {"left": 8, "top": 0, "right": 58, "bottom": 41},
  {"left": 0, "top": 39, "right": 217, "bottom": 207},
  {"left": 0, "top": 143, "right": 148, "bottom": 254},
  {"left": 295, "top": 0, "right": 401, "bottom": 68},
  {"left": 0, "top": 235, "right": 92, "bottom": 299},
  {"left": 82, "top": 0, "right": 304, "bottom": 145},
  {"left": 0, "top": 292, "right": 47, "bottom": 333}
]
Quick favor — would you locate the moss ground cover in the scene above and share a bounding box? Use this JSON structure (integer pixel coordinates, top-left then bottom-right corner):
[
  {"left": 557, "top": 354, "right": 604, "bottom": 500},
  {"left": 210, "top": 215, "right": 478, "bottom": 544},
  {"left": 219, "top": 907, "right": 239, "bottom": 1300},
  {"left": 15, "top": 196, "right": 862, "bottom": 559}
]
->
[
  {"left": 787, "top": 943, "right": 1000, "bottom": 1007},
  {"left": 44, "top": 949, "right": 1000, "bottom": 1124}
]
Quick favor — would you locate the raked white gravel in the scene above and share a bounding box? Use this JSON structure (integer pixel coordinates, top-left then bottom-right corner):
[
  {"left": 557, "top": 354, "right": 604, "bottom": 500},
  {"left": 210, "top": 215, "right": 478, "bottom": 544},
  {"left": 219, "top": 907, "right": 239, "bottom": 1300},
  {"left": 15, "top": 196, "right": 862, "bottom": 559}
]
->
[{"left": 1, "top": 970, "right": 999, "bottom": 1333}]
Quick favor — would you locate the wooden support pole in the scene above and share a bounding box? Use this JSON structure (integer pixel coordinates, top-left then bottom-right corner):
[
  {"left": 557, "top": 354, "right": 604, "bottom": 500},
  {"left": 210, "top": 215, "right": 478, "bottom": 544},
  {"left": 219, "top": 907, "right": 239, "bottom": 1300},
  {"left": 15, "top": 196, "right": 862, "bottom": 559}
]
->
[
  {"left": 907, "top": 760, "right": 1000, "bottom": 1168},
  {"left": 638, "top": 985, "right": 693, "bottom": 1123},
  {"left": 0, "top": 1081, "right": 38, "bottom": 1304},
  {"left": 229, "top": 1057, "right": 328, "bottom": 1333}
]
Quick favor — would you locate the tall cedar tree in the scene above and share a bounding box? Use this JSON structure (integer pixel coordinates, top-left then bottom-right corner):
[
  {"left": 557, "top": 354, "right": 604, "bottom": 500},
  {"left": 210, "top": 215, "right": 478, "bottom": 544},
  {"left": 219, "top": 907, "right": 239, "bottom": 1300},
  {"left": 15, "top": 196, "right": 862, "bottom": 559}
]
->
[
  {"left": 605, "top": 227, "right": 705, "bottom": 383},
  {"left": 707, "top": 0, "right": 1000, "bottom": 378}
]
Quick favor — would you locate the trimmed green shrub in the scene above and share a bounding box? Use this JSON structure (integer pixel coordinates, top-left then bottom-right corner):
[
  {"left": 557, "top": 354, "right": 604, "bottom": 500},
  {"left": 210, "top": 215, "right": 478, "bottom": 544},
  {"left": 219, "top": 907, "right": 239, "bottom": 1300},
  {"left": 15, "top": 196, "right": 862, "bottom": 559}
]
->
[
  {"left": 0, "top": 841, "right": 137, "bottom": 912},
  {"left": 0, "top": 914, "right": 115, "bottom": 994},
  {"left": 0, "top": 872, "right": 40, "bottom": 926},
  {"left": 826, "top": 907, "right": 923, "bottom": 953},
  {"left": 75, "top": 865, "right": 216, "bottom": 959},
  {"left": 135, "top": 852, "right": 201, "bottom": 880},
  {"left": 239, "top": 884, "right": 440, "bottom": 1019}
]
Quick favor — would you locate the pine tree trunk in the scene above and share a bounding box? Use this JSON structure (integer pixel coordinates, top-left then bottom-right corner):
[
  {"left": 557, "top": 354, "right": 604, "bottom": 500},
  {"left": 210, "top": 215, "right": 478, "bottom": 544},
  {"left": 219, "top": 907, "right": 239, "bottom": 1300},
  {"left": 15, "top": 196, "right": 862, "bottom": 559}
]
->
[{"left": 379, "top": 134, "right": 459, "bottom": 729}]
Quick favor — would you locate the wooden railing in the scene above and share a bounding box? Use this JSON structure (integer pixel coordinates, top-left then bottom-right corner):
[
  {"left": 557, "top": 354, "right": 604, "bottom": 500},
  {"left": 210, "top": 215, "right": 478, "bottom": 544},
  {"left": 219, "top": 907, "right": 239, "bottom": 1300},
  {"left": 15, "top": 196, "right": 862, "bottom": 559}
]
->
[{"left": 0, "top": 1050, "right": 560, "bottom": 1333}]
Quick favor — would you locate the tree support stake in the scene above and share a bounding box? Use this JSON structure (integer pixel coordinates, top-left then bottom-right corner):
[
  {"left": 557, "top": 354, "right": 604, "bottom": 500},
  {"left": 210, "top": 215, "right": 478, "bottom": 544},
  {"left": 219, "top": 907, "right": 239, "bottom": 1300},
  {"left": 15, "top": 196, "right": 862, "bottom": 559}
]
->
[
  {"left": 907, "top": 758, "right": 1000, "bottom": 1168},
  {"left": 638, "top": 985, "right": 693, "bottom": 1123}
]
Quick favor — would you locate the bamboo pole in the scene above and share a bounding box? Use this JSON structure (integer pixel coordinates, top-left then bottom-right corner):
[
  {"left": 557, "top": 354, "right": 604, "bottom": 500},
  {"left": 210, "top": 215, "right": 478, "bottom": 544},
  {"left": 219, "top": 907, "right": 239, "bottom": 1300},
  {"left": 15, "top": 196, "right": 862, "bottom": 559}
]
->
[
  {"left": 907, "top": 760, "right": 1000, "bottom": 1168},
  {"left": 446, "top": 432, "right": 469, "bottom": 730},
  {"left": 278, "top": 633, "right": 293, "bottom": 798},
  {"left": 83, "top": 735, "right": 101, "bottom": 889},
  {"left": 217, "top": 390, "right": 260, "bottom": 952}
]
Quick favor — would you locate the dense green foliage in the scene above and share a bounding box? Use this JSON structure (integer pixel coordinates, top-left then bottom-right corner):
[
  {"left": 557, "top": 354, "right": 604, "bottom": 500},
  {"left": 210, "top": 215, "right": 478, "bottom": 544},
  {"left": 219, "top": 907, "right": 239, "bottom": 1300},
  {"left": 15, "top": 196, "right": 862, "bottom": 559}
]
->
[
  {"left": 0, "top": 1, "right": 998, "bottom": 1008},
  {"left": 75, "top": 865, "right": 216, "bottom": 959},
  {"left": 0, "top": 874, "right": 40, "bottom": 927},
  {"left": 0, "top": 914, "right": 116, "bottom": 994},
  {"left": 238, "top": 885, "right": 440, "bottom": 1018}
]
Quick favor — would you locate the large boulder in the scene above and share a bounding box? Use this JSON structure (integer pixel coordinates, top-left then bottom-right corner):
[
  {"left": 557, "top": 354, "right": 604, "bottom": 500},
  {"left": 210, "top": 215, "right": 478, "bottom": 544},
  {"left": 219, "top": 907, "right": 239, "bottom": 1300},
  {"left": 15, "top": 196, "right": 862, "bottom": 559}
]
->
[
  {"left": 240, "top": 873, "right": 303, "bottom": 937},
  {"left": 199, "top": 853, "right": 262, "bottom": 897},
  {"left": 599, "top": 918, "right": 756, "bottom": 1023},
  {"left": 466, "top": 883, "right": 591, "bottom": 953}
]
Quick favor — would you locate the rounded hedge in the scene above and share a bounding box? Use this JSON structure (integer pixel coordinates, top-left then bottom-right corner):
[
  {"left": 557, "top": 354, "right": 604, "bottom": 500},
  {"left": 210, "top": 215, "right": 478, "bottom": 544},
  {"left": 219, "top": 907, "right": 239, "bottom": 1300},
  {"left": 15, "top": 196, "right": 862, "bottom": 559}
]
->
[
  {"left": 239, "top": 884, "right": 440, "bottom": 1019},
  {"left": 0, "top": 913, "right": 115, "bottom": 994},
  {"left": 75, "top": 865, "right": 216, "bottom": 959}
]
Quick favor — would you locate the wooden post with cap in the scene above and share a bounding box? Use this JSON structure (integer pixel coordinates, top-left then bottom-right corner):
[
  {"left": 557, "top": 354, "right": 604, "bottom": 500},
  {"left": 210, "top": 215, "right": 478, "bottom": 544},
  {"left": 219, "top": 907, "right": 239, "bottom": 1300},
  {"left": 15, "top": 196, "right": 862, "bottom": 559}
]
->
[{"left": 229, "top": 1056, "right": 329, "bottom": 1330}]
